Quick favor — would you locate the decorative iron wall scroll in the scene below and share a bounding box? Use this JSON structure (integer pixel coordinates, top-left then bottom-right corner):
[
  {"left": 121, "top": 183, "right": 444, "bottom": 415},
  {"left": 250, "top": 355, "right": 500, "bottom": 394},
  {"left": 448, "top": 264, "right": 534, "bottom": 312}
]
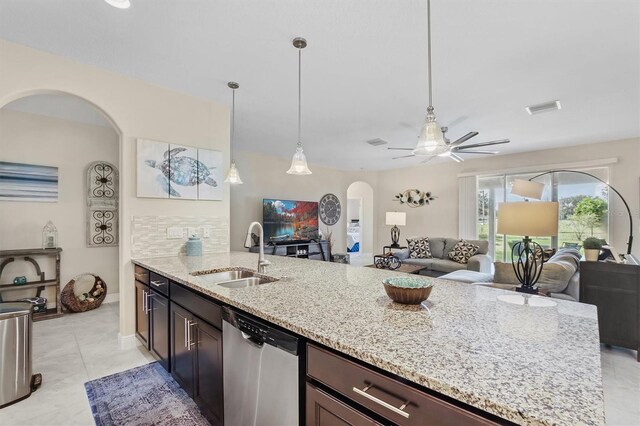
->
[{"left": 86, "top": 161, "right": 119, "bottom": 247}]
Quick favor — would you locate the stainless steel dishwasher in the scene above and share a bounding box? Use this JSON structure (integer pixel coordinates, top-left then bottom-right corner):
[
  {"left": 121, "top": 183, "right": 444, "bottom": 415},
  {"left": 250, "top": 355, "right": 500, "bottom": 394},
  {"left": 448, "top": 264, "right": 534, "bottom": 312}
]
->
[{"left": 222, "top": 307, "right": 299, "bottom": 426}]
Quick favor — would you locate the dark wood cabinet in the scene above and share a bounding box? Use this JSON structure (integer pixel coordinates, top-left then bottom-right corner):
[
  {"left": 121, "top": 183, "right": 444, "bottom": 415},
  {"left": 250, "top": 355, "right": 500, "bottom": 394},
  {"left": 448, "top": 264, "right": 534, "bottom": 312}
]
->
[
  {"left": 170, "top": 302, "right": 196, "bottom": 392},
  {"left": 193, "top": 319, "right": 224, "bottom": 425},
  {"left": 135, "top": 280, "right": 149, "bottom": 347},
  {"left": 170, "top": 291, "right": 224, "bottom": 425},
  {"left": 307, "top": 344, "right": 498, "bottom": 426},
  {"left": 306, "top": 383, "right": 379, "bottom": 426},
  {"left": 580, "top": 261, "right": 640, "bottom": 361},
  {"left": 150, "top": 290, "right": 170, "bottom": 370}
]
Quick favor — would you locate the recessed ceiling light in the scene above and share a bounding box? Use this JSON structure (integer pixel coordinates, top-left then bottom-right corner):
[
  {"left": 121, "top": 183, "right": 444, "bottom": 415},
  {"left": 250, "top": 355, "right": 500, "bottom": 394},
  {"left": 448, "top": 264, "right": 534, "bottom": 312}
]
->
[
  {"left": 525, "top": 100, "right": 562, "bottom": 115},
  {"left": 105, "top": 0, "right": 131, "bottom": 9}
]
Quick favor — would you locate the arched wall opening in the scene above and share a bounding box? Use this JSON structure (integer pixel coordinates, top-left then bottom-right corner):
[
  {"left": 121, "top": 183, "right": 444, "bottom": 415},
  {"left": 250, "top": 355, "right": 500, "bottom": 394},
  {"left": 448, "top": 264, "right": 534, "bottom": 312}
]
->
[
  {"left": 0, "top": 90, "right": 123, "bottom": 322},
  {"left": 346, "top": 181, "right": 374, "bottom": 256}
]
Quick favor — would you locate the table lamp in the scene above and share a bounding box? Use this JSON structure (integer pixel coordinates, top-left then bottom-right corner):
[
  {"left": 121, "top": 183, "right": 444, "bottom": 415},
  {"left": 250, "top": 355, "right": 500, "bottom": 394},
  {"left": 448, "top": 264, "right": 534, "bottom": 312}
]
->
[
  {"left": 385, "top": 212, "right": 406, "bottom": 248},
  {"left": 497, "top": 202, "right": 559, "bottom": 293}
]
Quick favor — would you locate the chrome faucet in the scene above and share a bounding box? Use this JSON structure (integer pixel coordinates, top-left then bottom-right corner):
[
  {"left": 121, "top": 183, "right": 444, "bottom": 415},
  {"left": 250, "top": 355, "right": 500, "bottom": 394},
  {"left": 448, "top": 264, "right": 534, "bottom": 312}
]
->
[{"left": 244, "top": 222, "right": 271, "bottom": 273}]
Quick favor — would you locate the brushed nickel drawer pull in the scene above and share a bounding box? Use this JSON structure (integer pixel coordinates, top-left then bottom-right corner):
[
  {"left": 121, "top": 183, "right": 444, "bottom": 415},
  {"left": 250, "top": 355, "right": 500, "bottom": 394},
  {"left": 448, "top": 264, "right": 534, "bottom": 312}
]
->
[
  {"left": 184, "top": 317, "right": 189, "bottom": 349},
  {"left": 142, "top": 290, "right": 147, "bottom": 313},
  {"left": 150, "top": 280, "right": 164, "bottom": 287},
  {"left": 352, "top": 384, "right": 410, "bottom": 419},
  {"left": 145, "top": 293, "right": 154, "bottom": 313},
  {"left": 188, "top": 321, "right": 198, "bottom": 348}
]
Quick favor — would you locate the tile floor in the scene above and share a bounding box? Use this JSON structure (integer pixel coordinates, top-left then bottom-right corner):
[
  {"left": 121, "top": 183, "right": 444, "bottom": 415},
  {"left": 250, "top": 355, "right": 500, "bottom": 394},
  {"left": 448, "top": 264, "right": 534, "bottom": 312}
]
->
[
  {"left": 0, "top": 301, "right": 638, "bottom": 425},
  {"left": 0, "top": 302, "right": 154, "bottom": 426}
]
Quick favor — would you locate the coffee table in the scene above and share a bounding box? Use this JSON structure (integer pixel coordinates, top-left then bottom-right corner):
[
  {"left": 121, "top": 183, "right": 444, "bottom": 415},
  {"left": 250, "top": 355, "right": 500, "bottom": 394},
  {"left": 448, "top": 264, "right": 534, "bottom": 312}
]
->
[{"left": 365, "top": 263, "right": 425, "bottom": 275}]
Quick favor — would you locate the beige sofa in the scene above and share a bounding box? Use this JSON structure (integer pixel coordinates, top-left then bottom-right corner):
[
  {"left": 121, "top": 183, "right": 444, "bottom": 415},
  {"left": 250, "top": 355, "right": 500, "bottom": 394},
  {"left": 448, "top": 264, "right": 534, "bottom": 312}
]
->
[
  {"left": 394, "top": 237, "right": 492, "bottom": 277},
  {"left": 440, "top": 248, "right": 581, "bottom": 301}
]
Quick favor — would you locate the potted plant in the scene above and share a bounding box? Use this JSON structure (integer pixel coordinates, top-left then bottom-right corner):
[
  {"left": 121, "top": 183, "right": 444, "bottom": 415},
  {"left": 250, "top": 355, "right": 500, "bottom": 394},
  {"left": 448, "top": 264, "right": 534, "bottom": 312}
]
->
[{"left": 583, "top": 237, "right": 604, "bottom": 261}]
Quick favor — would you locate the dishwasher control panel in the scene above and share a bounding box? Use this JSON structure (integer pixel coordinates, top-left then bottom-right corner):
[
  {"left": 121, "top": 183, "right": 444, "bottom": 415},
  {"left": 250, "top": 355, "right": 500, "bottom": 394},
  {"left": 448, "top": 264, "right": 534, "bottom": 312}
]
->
[{"left": 223, "top": 307, "right": 299, "bottom": 355}]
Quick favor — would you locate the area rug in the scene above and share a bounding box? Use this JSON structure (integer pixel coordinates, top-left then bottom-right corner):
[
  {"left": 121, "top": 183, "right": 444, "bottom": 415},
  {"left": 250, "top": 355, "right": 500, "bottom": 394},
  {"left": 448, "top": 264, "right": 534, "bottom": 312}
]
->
[{"left": 84, "top": 362, "right": 209, "bottom": 426}]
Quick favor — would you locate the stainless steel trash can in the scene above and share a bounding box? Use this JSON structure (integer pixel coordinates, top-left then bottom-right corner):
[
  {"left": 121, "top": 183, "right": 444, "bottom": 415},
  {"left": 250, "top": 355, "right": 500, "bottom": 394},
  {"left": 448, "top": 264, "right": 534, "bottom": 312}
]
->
[{"left": 0, "top": 302, "right": 34, "bottom": 408}]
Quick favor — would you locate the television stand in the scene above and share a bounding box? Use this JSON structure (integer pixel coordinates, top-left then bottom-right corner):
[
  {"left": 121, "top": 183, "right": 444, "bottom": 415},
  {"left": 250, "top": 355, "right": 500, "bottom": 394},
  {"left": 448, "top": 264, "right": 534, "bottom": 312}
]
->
[{"left": 249, "top": 241, "right": 330, "bottom": 261}]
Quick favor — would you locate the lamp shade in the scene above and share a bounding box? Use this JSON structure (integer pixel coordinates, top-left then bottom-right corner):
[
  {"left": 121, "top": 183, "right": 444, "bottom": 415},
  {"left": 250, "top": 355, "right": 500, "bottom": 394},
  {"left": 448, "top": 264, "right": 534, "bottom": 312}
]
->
[
  {"left": 286, "top": 145, "right": 312, "bottom": 175},
  {"left": 511, "top": 179, "right": 545, "bottom": 200},
  {"left": 385, "top": 212, "right": 406, "bottom": 226},
  {"left": 497, "top": 202, "right": 559, "bottom": 236},
  {"left": 224, "top": 161, "right": 243, "bottom": 184}
]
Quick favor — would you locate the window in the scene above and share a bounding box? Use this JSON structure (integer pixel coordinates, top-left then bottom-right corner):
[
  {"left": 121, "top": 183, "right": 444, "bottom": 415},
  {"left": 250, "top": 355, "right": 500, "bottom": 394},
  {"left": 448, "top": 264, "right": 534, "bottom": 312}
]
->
[{"left": 477, "top": 168, "right": 609, "bottom": 262}]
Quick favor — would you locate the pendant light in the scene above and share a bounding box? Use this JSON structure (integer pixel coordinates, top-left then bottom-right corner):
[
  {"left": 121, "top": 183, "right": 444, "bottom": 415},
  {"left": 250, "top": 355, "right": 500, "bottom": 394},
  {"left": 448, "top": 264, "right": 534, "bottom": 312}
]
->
[
  {"left": 286, "top": 37, "right": 312, "bottom": 175},
  {"left": 224, "top": 81, "right": 243, "bottom": 184},
  {"left": 413, "top": 0, "right": 448, "bottom": 156}
]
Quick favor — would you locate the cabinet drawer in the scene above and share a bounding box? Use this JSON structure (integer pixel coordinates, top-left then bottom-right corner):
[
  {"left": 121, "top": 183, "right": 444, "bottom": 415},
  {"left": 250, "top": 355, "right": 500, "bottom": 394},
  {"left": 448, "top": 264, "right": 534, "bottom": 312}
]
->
[
  {"left": 307, "top": 344, "right": 496, "bottom": 426},
  {"left": 149, "top": 272, "right": 169, "bottom": 296},
  {"left": 306, "top": 383, "right": 380, "bottom": 426},
  {"left": 134, "top": 265, "right": 149, "bottom": 285},
  {"left": 170, "top": 282, "right": 222, "bottom": 330}
]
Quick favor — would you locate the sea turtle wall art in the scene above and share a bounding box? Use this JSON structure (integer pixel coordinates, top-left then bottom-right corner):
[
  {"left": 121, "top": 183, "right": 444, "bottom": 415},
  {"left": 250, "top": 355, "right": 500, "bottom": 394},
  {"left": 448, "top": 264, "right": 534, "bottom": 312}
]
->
[{"left": 136, "top": 139, "right": 223, "bottom": 200}]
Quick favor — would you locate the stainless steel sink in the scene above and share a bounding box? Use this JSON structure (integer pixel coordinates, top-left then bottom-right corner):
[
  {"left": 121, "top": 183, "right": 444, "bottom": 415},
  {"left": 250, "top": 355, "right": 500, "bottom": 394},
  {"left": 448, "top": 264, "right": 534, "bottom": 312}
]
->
[{"left": 191, "top": 268, "right": 276, "bottom": 288}]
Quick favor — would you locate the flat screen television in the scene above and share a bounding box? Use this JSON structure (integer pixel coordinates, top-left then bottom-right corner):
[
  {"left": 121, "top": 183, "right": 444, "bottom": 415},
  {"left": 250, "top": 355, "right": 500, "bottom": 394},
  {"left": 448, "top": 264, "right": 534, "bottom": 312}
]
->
[{"left": 263, "top": 199, "right": 319, "bottom": 243}]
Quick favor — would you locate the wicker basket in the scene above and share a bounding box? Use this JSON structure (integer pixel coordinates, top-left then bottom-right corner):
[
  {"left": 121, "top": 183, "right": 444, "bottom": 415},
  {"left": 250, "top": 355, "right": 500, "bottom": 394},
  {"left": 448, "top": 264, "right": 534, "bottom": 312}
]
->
[{"left": 61, "top": 273, "right": 107, "bottom": 313}]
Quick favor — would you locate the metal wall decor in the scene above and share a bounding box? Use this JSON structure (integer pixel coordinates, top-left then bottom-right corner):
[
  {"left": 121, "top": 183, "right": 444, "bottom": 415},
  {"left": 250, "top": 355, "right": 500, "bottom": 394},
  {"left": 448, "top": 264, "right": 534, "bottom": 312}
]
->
[
  {"left": 86, "top": 161, "right": 119, "bottom": 247},
  {"left": 394, "top": 189, "right": 436, "bottom": 208}
]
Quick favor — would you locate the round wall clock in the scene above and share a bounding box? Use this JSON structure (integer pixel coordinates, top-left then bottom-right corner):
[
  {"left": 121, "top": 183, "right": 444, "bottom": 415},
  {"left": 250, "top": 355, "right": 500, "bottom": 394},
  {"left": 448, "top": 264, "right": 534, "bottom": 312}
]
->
[{"left": 319, "top": 193, "right": 341, "bottom": 226}]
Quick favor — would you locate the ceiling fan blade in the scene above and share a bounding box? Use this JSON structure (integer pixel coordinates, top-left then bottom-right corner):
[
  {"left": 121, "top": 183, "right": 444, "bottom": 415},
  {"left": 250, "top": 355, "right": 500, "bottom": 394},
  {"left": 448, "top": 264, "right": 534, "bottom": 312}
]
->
[
  {"left": 387, "top": 147, "right": 414, "bottom": 151},
  {"left": 449, "top": 152, "right": 465, "bottom": 163},
  {"left": 392, "top": 154, "right": 416, "bottom": 160},
  {"left": 452, "top": 150, "right": 499, "bottom": 155},
  {"left": 450, "top": 131, "right": 479, "bottom": 147},
  {"left": 455, "top": 139, "right": 510, "bottom": 150},
  {"left": 446, "top": 115, "right": 469, "bottom": 129}
]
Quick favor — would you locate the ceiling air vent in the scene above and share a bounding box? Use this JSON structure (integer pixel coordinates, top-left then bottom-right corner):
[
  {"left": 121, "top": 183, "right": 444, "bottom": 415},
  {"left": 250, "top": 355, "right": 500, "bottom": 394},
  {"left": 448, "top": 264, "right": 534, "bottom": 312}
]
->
[
  {"left": 366, "top": 138, "right": 388, "bottom": 147},
  {"left": 525, "top": 100, "right": 562, "bottom": 115}
]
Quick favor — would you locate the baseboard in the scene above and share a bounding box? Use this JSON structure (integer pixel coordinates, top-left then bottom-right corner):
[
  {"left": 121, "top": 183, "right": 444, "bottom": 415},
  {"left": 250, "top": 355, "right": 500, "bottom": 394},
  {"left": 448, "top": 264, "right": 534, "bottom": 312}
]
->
[
  {"left": 118, "top": 333, "right": 139, "bottom": 350},
  {"left": 103, "top": 292, "right": 120, "bottom": 304}
]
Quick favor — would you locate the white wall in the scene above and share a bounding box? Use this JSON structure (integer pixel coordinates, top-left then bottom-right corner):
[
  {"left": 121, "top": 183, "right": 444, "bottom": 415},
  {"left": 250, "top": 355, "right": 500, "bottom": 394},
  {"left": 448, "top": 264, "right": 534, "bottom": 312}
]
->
[
  {"left": 376, "top": 138, "right": 640, "bottom": 255},
  {"left": 0, "top": 40, "right": 230, "bottom": 338},
  {"left": 0, "top": 109, "right": 119, "bottom": 302},
  {"left": 229, "top": 150, "right": 378, "bottom": 254}
]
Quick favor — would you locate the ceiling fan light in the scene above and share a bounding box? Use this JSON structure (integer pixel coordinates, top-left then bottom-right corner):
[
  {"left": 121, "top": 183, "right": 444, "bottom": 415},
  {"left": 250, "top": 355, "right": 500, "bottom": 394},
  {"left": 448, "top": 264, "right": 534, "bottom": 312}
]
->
[
  {"left": 413, "top": 121, "right": 445, "bottom": 155},
  {"left": 224, "top": 161, "right": 243, "bottom": 184},
  {"left": 105, "top": 0, "right": 131, "bottom": 9},
  {"left": 286, "top": 145, "right": 312, "bottom": 175}
]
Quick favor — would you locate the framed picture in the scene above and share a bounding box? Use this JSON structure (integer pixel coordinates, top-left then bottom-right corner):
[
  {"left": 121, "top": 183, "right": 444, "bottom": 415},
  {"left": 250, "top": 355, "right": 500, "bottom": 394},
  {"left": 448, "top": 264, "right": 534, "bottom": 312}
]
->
[
  {"left": 137, "top": 139, "right": 224, "bottom": 201},
  {"left": 197, "top": 148, "right": 223, "bottom": 201},
  {"left": 137, "top": 138, "right": 170, "bottom": 199},
  {"left": 0, "top": 161, "right": 59, "bottom": 202},
  {"left": 167, "top": 144, "right": 198, "bottom": 200}
]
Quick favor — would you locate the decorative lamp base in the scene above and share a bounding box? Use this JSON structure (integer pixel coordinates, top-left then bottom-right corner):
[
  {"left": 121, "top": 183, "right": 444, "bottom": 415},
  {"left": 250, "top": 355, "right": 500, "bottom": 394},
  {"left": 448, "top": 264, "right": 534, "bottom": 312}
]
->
[
  {"left": 510, "top": 237, "right": 544, "bottom": 294},
  {"left": 390, "top": 225, "right": 400, "bottom": 247}
]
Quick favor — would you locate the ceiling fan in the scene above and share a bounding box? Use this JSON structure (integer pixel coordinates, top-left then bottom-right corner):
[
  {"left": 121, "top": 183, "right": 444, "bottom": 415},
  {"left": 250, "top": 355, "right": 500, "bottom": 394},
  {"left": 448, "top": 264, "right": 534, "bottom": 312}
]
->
[{"left": 389, "top": 127, "right": 510, "bottom": 163}]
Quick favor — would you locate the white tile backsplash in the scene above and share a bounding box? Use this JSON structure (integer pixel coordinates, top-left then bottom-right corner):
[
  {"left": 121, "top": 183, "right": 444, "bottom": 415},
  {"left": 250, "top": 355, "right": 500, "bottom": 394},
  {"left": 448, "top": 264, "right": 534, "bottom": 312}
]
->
[{"left": 131, "top": 215, "right": 229, "bottom": 258}]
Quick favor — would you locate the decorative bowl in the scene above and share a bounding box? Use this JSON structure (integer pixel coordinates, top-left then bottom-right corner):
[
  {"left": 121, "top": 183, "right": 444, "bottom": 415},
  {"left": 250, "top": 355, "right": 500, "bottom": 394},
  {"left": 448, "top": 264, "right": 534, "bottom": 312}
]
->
[{"left": 383, "top": 277, "right": 434, "bottom": 305}]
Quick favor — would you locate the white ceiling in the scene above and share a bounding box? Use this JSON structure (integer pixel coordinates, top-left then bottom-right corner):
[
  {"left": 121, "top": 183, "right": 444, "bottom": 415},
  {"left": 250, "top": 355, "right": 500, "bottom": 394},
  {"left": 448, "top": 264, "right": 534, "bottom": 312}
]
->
[{"left": 1, "top": 0, "right": 638, "bottom": 171}]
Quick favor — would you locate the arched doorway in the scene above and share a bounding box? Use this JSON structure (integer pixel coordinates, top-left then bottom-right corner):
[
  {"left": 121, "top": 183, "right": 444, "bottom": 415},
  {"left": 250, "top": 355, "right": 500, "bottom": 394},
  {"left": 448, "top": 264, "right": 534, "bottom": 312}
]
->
[
  {"left": 346, "top": 181, "right": 374, "bottom": 260},
  {"left": 0, "top": 91, "right": 122, "bottom": 320}
]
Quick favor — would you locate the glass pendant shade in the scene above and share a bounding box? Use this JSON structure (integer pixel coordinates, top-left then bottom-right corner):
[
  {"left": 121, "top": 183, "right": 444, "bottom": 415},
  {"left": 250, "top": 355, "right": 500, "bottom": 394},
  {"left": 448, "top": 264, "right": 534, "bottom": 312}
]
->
[
  {"left": 413, "top": 120, "right": 445, "bottom": 155},
  {"left": 105, "top": 0, "right": 131, "bottom": 8},
  {"left": 286, "top": 144, "right": 312, "bottom": 175},
  {"left": 224, "top": 161, "right": 243, "bottom": 184}
]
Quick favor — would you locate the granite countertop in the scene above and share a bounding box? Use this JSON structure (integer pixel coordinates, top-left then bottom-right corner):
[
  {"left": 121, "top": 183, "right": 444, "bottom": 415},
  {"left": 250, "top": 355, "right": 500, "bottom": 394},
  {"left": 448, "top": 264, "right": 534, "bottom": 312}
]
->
[{"left": 132, "top": 252, "right": 604, "bottom": 426}]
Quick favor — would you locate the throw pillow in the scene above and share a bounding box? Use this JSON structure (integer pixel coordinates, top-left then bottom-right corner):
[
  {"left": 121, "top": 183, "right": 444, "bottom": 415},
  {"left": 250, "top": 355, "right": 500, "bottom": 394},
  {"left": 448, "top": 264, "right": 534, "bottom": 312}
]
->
[
  {"left": 407, "top": 237, "right": 432, "bottom": 259},
  {"left": 448, "top": 240, "right": 480, "bottom": 264},
  {"left": 493, "top": 262, "right": 520, "bottom": 284},
  {"left": 537, "top": 259, "right": 578, "bottom": 293}
]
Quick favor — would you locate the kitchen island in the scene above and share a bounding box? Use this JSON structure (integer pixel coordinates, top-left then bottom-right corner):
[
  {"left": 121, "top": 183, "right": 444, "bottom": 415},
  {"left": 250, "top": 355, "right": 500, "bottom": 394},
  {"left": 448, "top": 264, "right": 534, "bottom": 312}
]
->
[{"left": 132, "top": 252, "right": 604, "bottom": 426}]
